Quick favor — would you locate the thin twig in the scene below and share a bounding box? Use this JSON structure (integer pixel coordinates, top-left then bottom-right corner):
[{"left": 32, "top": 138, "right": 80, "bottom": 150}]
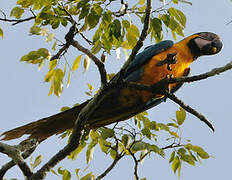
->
[
  {"left": 169, "top": 61, "right": 232, "bottom": 84},
  {"left": 162, "top": 143, "right": 184, "bottom": 150},
  {"left": 50, "top": 24, "right": 76, "bottom": 61},
  {"left": 95, "top": 153, "right": 124, "bottom": 180},
  {"left": 71, "top": 40, "right": 107, "bottom": 85},
  {"left": 0, "top": 16, "right": 36, "bottom": 26},
  {"left": 163, "top": 90, "right": 215, "bottom": 131},
  {"left": 127, "top": 148, "right": 139, "bottom": 180}
]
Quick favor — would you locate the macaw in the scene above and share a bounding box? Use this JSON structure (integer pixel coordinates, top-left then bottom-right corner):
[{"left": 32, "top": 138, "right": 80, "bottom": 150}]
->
[{"left": 1, "top": 32, "right": 222, "bottom": 142}]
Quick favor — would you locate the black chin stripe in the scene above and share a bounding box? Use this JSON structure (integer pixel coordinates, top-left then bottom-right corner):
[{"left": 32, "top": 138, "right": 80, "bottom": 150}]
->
[{"left": 187, "top": 39, "right": 201, "bottom": 59}]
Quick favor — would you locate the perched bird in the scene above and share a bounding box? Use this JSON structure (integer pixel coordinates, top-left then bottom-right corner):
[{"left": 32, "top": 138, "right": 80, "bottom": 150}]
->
[{"left": 1, "top": 32, "right": 223, "bottom": 143}]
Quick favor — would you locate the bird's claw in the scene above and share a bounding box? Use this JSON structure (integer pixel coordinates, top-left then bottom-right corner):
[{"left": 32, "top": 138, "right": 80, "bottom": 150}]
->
[{"left": 156, "top": 53, "right": 177, "bottom": 71}]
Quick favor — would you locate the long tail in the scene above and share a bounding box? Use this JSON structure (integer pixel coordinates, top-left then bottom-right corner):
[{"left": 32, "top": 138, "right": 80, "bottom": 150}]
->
[{"left": 0, "top": 101, "right": 89, "bottom": 142}]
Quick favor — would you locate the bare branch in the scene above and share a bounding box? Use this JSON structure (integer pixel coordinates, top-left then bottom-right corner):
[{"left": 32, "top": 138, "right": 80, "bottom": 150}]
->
[
  {"left": 95, "top": 153, "right": 124, "bottom": 180},
  {"left": 116, "top": 0, "right": 152, "bottom": 81},
  {"left": 71, "top": 40, "right": 107, "bottom": 85},
  {"left": 29, "top": 88, "right": 113, "bottom": 179},
  {"left": 50, "top": 24, "right": 77, "bottom": 61},
  {"left": 0, "top": 139, "right": 38, "bottom": 179},
  {"left": 162, "top": 143, "right": 184, "bottom": 150},
  {"left": 0, "top": 16, "right": 35, "bottom": 26},
  {"left": 0, "top": 142, "right": 33, "bottom": 178},
  {"left": 169, "top": 61, "right": 232, "bottom": 84},
  {"left": 163, "top": 90, "right": 215, "bottom": 131},
  {"left": 127, "top": 148, "right": 139, "bottom": 180}
]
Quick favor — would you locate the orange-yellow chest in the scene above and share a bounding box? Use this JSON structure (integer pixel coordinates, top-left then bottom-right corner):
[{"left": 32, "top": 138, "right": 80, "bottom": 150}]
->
[{"left": 137, "top": 43, "right": 194, "bottom": 102}]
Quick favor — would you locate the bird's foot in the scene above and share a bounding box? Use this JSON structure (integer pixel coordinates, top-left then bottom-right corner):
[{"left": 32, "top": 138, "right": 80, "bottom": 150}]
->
[{"left": 156, "top": 53, "right": 177, "bottom": 71}]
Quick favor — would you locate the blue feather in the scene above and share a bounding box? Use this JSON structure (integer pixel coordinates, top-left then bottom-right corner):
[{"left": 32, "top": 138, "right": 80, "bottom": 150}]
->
[
  {"left": 125, "top": 40, "right": 174, "bottom": 110},
  {"left": 125, "top": 40, "right": 174, "bottom": 80}
]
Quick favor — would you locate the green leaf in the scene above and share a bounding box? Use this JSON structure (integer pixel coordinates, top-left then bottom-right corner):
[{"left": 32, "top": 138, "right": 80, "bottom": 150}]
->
[
  {"left": 99, "top": 138, "right": 111, "bottom": 154},
  {"left": 51, "top": 169, "right": 58, "bottom": 176},
  {"left": 86, "top": 145, "right": 95, "bottom": 164},
  {"left": 72, "top": 55, "right": 82, "bottom": 71},
  {"left": 57, "top": 167, "right": 71, "bottom": 180},
  {"left": 68, "top": 141, "right": 87, "bottom": 160},
  {"left": 83, "top": 55, "right": 90, "bottom": 72},
  {"left": 176, "top": 107, "right": 186, "bottom": 125},
  {"left": 91, "top": 40, "right": 102, "bottom": 54},
  {"left": 87, "top": 7, "right": 100, "bottom": 29},
  {"left": 127, "top": 24, "right": 139, "bottom": 38},
  {"left": 79, "top": 4, "right": 90, "bottom": 20},
  {"left": 122, "top": 20, "right": 130, "bottom": 29},
  {"left": 101, "top": 128, "right": 115, "bottom": 139},
  {"left": 80, "top": 172, "right": 94, "bottom": 180},
  {"left": 60, "top": 106, "right": 70, "bottom": 112},
  {"left": 151, "top": 18, "right": 162, "bottom": 34},
  {"left": 0, "top": 27, "right": 3, "bottom": 39},
  {"left": 168, "top": 8, "right": 186, "bottom": 27},
  {"left": 141, "top": 128, "right": 152, "bottom": 139},
  {"left": 44, "top": 69, "right": 55, "bottom": 82},
  {"left": 32, "top": 155, "right": 42, "bottom": 169},
  {"left": 52, "top": 40, "right": 57, "bottom": 51},
  {"left": 10, "top": 7, "right": 24, "bottom": 19},
  {"left": 46, "top": 33, "right": 54, "bottom": 42},
  {"left": 126, "top": 32, "right": 137, "bottom": 49},
  {"left": 102, "top": 11, "right": 112, "bottom": 26},
  {"left": 30, "top": 26, "right": 41, "bottom": 35},
  {"left": 139, "top": 0, "right": 145, "bottom": 5},
  {"left": 121, "top": 134, "right": 129, "bottom": 147},
  {"left": 169, "top": 131, "right": 179, "bottom": 138},
  {"left": 181, "top": 154, "right": 195, "bottom": 166},
  {"left": 169, "top": 151, "right": 175, "bottom": 163},
  {"left": 109, "top": 19, "right": 122, "bottom": 39},
  {"left": 177, "top": 148, "right": 186, "bottom": 156},
  {"left": 192, "top": 146, "right": 210, "bottom": 159},
  {"left": 161, "top": 14, "right": 170, "bottom": 27},
  {"left": 131, "top": 142, "right": 147, "bottom": 152},
  {"left": 172, "top": 156, "right": 181, "bottom": 174},
  {"left": 179, "top": 0, "right": 192, "bottom": 5},
  {"left": 173, "top": 0, "right": 178, "bottom": 4},
  {"left": 67, "top": 70, "right": 71, "bottom": 88},
  {"left": 110, "top": 148, "right": 117, "bottom": 160},
  {"left": 37, "top": 48, "right": 50, "bottom": 58},
  {"left": 49, "top": 59, "right": 57, "bottom": 70}
]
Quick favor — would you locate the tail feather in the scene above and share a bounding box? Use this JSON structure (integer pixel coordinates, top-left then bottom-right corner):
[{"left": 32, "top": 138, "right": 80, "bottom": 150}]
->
[{"left": 1, "top": 101, "right": 88, "bottom": 142}]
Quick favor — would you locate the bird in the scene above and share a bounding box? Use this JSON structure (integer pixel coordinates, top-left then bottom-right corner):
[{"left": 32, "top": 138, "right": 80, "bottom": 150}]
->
[{"left": 0, "top": 32, "right": 223, "bottom": 143}]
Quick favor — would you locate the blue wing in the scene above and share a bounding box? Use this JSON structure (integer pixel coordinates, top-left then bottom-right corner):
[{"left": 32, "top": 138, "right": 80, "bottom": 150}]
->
[
  {"left": 124, "top": 40, "right": 174, "bottom": 111},
  {"left": 125, "top": 40, "right": 174, "bottom": 81}
]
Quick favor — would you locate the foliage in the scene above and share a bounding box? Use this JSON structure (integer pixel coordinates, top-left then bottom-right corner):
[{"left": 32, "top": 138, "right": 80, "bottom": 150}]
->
[{"left": 0, "top": 0, "right": 211, "bottom": 179}]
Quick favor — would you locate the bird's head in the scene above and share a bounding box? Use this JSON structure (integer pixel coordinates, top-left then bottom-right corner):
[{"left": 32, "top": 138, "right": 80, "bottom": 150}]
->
[{"left": 187, "top": 32, "right": 223, "bottom": 59}]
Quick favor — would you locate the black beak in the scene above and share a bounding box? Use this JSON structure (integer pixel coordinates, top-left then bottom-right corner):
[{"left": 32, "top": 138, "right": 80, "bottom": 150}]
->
[
  {"left": 201, "top": 38, "right": 223, "bottom": 55},
  {"left": 211, "top": 39, "right": 223, "bottom": 54}
]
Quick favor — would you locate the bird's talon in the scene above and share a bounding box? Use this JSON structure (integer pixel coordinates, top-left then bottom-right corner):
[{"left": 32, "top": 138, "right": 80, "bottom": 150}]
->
[{"left": 156, "top": 53, "right": 178, "bottom": 71}]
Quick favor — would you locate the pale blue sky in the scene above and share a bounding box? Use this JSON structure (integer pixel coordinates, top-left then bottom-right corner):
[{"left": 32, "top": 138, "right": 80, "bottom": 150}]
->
[{"left": 1, "top": 0, "right": 232, "bottom": 179}]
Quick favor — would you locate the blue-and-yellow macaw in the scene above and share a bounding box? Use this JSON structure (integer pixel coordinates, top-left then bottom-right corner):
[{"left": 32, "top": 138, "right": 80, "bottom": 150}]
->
[{"left": 1, "top": 32, "right": 222, "bottom": 142}]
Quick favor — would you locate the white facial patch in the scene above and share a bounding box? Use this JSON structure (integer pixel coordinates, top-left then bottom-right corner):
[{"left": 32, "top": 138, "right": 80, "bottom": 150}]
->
[{"left": 194, "top": 38, "right": 211, "bottom": 49}]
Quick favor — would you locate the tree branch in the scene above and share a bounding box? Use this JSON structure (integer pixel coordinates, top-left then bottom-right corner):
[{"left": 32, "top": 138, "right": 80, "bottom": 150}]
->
[
  {"left": 29, "top": 88, "right": 113, "bottom": 179},
  {"left": 71, "top": 40, "right": 107, "bottom": 86},
  {"left": 169, "top": 61, "right": 232, "bottom": 84},
  {"left": 163, "top": 90, "right": 215, "bottom": 131},
  {"left": 115, "top": 0, "right": 152, "bottom": 81},
  {"left": 0, "top": 142, "right": 33, "bottom": 178},
  {"left": 127, "top": 148, "right": 139, "bottom": 180},
  {"left": 95, "top": 153, "right": 124, "bottom": 180},
  {"left": 0, "top": 139, "right": 38, "bottom": 179},
  {"left": 0, "top": 16, "right": 35, "bottom": 26}
]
